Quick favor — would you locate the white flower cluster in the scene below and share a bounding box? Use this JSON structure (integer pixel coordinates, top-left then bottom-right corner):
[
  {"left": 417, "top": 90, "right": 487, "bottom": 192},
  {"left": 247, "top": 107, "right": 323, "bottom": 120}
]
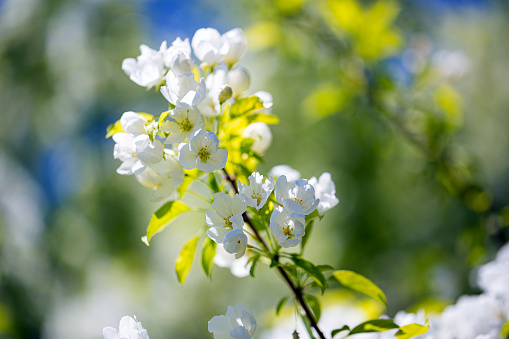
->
[
  {"left": 113, "top": 28, "right": 275, "bottom": 201},
  {"left": 205, "top": 168, "right": 339, "bottom": 259},
  {"left": 103, "top": 315, "right": 149, "bottom": 339},
  {"left": 355, "top": 243, "right": 509, "bottom": 339}
]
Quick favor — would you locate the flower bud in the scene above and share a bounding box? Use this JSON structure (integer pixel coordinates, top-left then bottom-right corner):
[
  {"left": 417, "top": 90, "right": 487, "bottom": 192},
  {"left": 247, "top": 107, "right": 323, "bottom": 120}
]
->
[
  {"left": 218, "top": 84, "right": 233, "bottom": 104},
  {"left": 227, "top": 66, "right": 250, "bottom": 97},
  {"left": 223, "top": 229, "right": 247, "bottom": 259},
  {"left": 223, "top": 28, "right": 247, "bottom": 66},
  {"left": 242, "top": 122, "right": 272, "bottom": 155}
]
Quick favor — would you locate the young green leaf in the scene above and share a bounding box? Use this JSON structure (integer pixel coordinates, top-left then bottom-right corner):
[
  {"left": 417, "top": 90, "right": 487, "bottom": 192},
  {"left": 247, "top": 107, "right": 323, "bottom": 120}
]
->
[
  {"left": 246, "top": 113, "right": 280, "bottom": 125},
  {"left": 230, "top": 96, "right": 264, "bottom": 117},
  {"left": 332, "top": 270, "right": 387, "bottom": 306},
  {"left": 305, "top": 295, "right": 321, "bottom": 322},
  {"left": 348, "top": 319, "right": 399, "bottom": 335},
  {"left": 146, "top": 201, "right": 190, "bottom": 243},
  {"left": 275, "top": 296, "right": 288, "bottom": 316},
  {"left": 290, "top": 255, "right": 327, "bottom": 293},
  {"left": 249, "top": 255, "right": 261, "bottom": 277},
  {"left": 395, "top": 323, "right": 429, "bottom": 339},
  {"left": 175, "top": 236, "right": 199, "bottom": 285},
  {"left": 201, "top": 237, "right": 217, "bottom": 279},
  {"left": 105, "top": 119, "right": 123, "bottom": 138},
  {"left": 331, "top": 325, "right": 350, "bottom": 338}
]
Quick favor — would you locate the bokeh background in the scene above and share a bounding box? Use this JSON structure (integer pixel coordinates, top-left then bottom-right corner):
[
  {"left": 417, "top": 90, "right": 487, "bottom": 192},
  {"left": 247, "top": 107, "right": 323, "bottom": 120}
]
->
[{"left": 0, "top": 0, "right": 508, "bottom": 338}]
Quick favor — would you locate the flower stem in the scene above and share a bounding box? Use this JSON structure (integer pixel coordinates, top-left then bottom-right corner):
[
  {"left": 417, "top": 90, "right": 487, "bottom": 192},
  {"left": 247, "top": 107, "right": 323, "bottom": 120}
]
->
[{"left": 221, "top": 169, "right": 326, "bottom": 339}]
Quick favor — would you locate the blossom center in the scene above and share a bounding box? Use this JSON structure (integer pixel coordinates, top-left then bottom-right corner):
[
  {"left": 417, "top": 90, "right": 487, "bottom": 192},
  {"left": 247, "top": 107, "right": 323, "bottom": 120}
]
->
[
  {"left": 197, "top": 146, "right": 211, "bottom": 163},
  {"left": 179, "top": 114, "right": 193, "bottom": 133},
  {"left": 223, "top": 215, "right": 233, "bottom": 228},
  {"left": 251, "top": 192, "right": 262, "bottom": 206},
  {"left": 282, "top": 225, "right": 294, "bottom": 238}
]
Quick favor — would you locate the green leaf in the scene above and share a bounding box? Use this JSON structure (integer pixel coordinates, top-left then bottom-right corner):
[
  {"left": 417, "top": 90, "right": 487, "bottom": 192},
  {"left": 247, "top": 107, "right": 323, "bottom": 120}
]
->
[
  {"left": 275, "top": 296, "right": 288, "bottom": 316},
  {"left": 348, "top": 319, "right": 399, "bottom": 335},
  {"left": 105, "top": 119, "right": 123, "bottom": 138},
  {"left": 331, "top": 325, "right": 350, "bottom": 338},
  {"left": 208, "top": 172, "right": 220, "bottom": 194},
  {"left": 290, "top": 255, "right": 327, "bottom": 293},
  {"left": 201, "top": 237, "right": 216, "bottom": 279},
  {"left": 230, "top": 96, "right": 264, "bottom": 117},
  {"left": 246, "top": 113, "right": 280, "bottom": 125},
  {"left": 146, "top": 201, "right": 190, "bottom": 244},
  {"left": 249, "top": 255, "right": 261, "bottom": 277},
  {"left": 395, "top": 324, "right": 429, "bottom": 339},
  {"left": 332, "top": 270, "right": 387, "bottom": 306},
  {"left": 175, "top": 236, "right": 199, "bottom": 285},
  {"left": 305, "top": 295, "right": 321, "bottom": 322},
  {"left": 317, "top": 265, "right": 335, "bottom": 272}
]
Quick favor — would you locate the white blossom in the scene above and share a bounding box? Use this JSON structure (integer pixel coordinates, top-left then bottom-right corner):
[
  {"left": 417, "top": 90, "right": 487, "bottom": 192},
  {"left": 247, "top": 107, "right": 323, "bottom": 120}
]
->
[
  {"left": 208, "top": 304, "right": 257, "bottom": 339},
  {"left": 222, "top": 28, "right": 247, "bottom": 66},
  {"left": 122, "top": 44, "right": 165, "bottom": 88},
  {"left": 242, "top": 122, "right": 273, "bottom": 155},
  {"left": 205, "top": 192, "right": 246, "bottom": 231},
  {"left": 223, "top": 229, "right": 248, "bottom": 259},
  {"left": 198, "top": 62, "right": 228, "bottom": 117},
  {"left": 113, "top": 112, "right": 164, "bottom": 175},
  {"left": 160, "top": 101, "right": 202, "bottom": 143},
  {"left": 178, "top": 129, "right": 228, "bottom": 172},
  {"left": 275, "top": 175, "right": 319, "bottom": 215},
  {"left": 227, "top": 66, "right": 250, "bottom": 97},
  {"left": 162, "top": 37, "right": 192, "bottom": 68},
  {"left": 309, "top": 172, "right": 339, "bottom": 214},
  {"left": 214, "top": 244, "right": 251, "bottom": 278},
  {"left": 270, "top": 206, "right": 305, "bottom": 248},
  {"left": 192, "top": 28, "right": 228, "bottom": 65},
  {"left": 269, "top": 165, "right": 300, "bottom": 182},
  {"left": 134, "top": 152, "right": 184, "bottom": 201},
  {"left": 435, "top": 294, "right": 504, "bottom": 339},
  {"left": 238, "top": 172, "right": 274, "bottom": 209},
  {"left": 160, "top": 70, "right": 206, "bottom": 106},
  {"left": 103, "top": 315, "right": 149, "bottom": 339}
]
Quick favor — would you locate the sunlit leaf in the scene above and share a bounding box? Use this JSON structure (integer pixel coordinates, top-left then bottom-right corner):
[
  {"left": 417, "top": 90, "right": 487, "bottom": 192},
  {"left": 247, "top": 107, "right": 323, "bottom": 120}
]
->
[
  {"left": 175, "top": 236, "right": 199, "bottom": 285},
  {"left": 201, "top": 237, "right": 216, "bottom": 279},
  {"left": 332, "top": 270, "right": 387, "bottom": 306},
  {"left": 105, "top": 119, "right": 123, "bottom": 138},
  {"left": 246, "top": 113, "right": 280, "bottom": 125},
  {"left": 146, "top": 201, "right": 190, "bottom": 244},
  {"left": 348, "top": 319, "right": 399, "bottom": 335},
  {"left": 249, "top": 255, "right": 261, "bottom": 277},
  {"left": 395, "top": 323, "right": 429, "bottom": 339},
  {"left": 230, "top": 96, "right": 264, "bottom": 118}
]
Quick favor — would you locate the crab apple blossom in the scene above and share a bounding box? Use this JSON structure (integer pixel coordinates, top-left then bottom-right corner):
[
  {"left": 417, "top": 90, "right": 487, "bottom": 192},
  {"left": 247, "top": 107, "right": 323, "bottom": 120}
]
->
[
  {"left": 223, "top": 229, "right": 248, "bottom": 258},
  {"left": 160, "top": 70, "right": 206, "bottom": 106},
  {"left": 208, "top": 304, "right": 257, "bottom": 339},
  {"left": 275, "top": 175, "right": 319, "bottom": 215},
  {"left": 269, "top": 165, "right": 300, "bottom": 182},
  {"left": 205, "top": 193, "right": 246, "bottom": 231},
  {"left": 270, "top": 206, "right": 305, "bottom": 248},
  {"left": 103, "top": 315, "right": 149, "bottom": 339},
  {"left": 178, "top": 129, "right": 228, "bottom": 172},
  {"left": 192, "top": 27, "right": 228, "bottom": 65},
  {"left": 222, "top": 28, "right": 247, "bottom": 66},
  {"left": 160, "top": 101, "right": 202, "bottom": 143},
  {"left": 162, "top": 37, "right": 192, "bottom": 68},
  {"left": 198, "top": 62, "right": 228, "bottom": 117},
  {"left": 122, "top": 44, "right": 165, "bottom": 88},
  {"left": 227, "top": 66, "right": 250, "bottom": 97},
  {"left": 309, "top": 172, "right": 339, "bottom": 214},
  {"left": 242, "top": 122, "right": 273, "bottom": 155},
  {"left": 134, "top": 153, "right": 184, "bottom": 201},
  {"left": 253, "top": 91, "right": 273, "bottom": 113},
  {"left": 238, "top": 172, "right": 274, "bottom": 209}
]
